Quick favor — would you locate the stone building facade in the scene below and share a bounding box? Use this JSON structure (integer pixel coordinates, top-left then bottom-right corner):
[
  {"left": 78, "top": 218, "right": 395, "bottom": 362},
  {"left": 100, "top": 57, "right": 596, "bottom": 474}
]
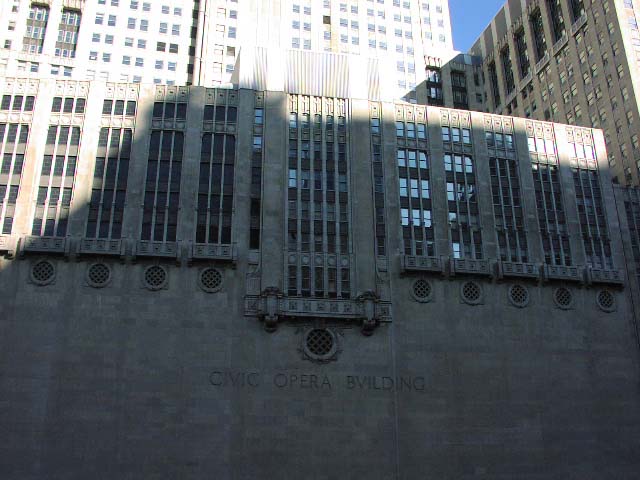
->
[
  {"left": 469, "top": 0, "right": 640, "bottom": 186},
  {"left": 0, "top": 72, "right": 639, "bottom": 478}
]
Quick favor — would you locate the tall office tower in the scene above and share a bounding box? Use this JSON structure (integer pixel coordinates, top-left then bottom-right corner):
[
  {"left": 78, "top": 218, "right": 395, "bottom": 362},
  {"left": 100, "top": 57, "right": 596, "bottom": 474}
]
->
[
  {"left": 468, "top": 0, "right": 640, "bottom": 186},
  {"left": 194, "top": 0, "right": 456, "bottom": 98},
  {"left": 0, "top": 0, "right": 197, "bottom": 84},
  {"left": 0, "top": 1, "right": 462, "bottom": 104}
]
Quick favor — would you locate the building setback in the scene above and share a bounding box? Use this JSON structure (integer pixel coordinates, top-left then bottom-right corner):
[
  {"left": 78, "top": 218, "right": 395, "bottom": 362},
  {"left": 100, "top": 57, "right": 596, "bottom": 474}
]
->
[
  {"left": 469, "top": 0, "right": 640, "bottom": 186},
  {"left": 0, "top": 69, "right": 639, "bottom": 477}
]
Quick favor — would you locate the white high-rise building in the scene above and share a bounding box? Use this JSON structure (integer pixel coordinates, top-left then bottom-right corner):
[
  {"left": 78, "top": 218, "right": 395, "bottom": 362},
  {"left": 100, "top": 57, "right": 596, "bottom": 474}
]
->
[
  {"left": 0, "top": 0, "right": 197, "bottom": 85},
  {"left": 194, "top": 0, "right": 454, "bottom": 89},
  {"left": 0, "top": 0, "right": 456, "bottom": 97}
]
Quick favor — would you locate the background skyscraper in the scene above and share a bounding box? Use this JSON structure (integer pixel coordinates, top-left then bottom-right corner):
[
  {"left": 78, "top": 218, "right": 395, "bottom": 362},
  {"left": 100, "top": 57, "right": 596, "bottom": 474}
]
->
[
  {"left": 1, "top": 0, "right": 455, "bottom": 90},
  {"left": 468, "top": 0, "right": 640, "bottom": 186}
]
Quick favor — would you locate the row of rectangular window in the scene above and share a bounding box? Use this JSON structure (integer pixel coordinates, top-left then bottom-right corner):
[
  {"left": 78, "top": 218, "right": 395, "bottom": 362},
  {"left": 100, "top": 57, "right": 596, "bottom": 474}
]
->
[
  {"left": 102, "top": 100, "right": 137, "bottom": 117},
  {"left": 60, "top": 10, "right": 81, "bottom": 26},
  {"left": 489, "top": 157, "right": 528, "bottom": 262},
  {"left": 441, "top": 126, "right": 471, "bottom": 144},
  {"left": 32, "top": 125, "right": 79, "bottom": 238},
  {"left": 395, "top": 122, "right": 427, "bottom": 139},
  {"left": 287, "top": 105, "right": 351, "bottom": 297},
  {"left": 249, "top": 100, "right": 264, "bottom": 249},
  {"left": 485, "top": 132, "right": 515, "bottom": 149},
  {"left": 152, "top": 102, "right": 187, "bottom": 121},
  {"left": 98, "top": 1, "right": 182, "bottom": 15},
  {"left": 15, "top": 155, "right": 608, "bottom": 269},
  {"left": 0, "top": 122, "right": 28, "bottom": 235},
  {"left": 51, "top": 97, "right": 85, "bottom": 114},
  {"left": 45, "top": 126, "right": 81, "bottom": 146},
  {"left": 289, "top": 112, "right": 346, "bottom": 127},
  {"left": 141, "top": 130, "right": 184, "bottom": 242},
  {"left": 86, "top": 128, "right": 132, "bottom": 239},
  {"left": 572, "top": 167, "right": 612, "bottom": 269},
  {"left": 531, "top": 162, "right": 571, "bottom": 266},
  {"left": 203, "top": 105, "right": 238, "bottom": 124},
  {"left": 1, "top": 95, "right": 35, "bottom": 112},
  {"left": 196, "top": 134, "right": 236, "bottom": 244},
  {"left": 0, "top": 124, "right": 29, "bottom": 145}
]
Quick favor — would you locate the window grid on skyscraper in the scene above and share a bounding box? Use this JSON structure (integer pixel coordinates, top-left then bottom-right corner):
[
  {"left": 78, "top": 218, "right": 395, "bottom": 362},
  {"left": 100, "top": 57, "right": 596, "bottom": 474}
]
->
[
  {"left": 141, "top": 128, "right": 183, "bottom": 242},
  {"left": 86, "top": 128, "right": 132, "bottom": 239},
  {"left": 55, "top": 8, "right": 81, "bottom": 58},
  {"left": 32, "top": 125, "right": 80, "bottom": 237},
  {"left": 370, "top": 104, "right": 387, "bottom": 257},
  {"left": 528, "top": 127, "right": 571, "bottom": 266},
  {"left": 0, "top": 123, "right": 28, "bottom": 234},
  {"left": 489, "top": 154, "right": 528, "bottom": 263},
  {"left": 250, "top": 93, "right": 264, "bottom": 250},
  {"left": 442, "top": 119, "right": 482, "bottom": 260},
  {"left": 567, "top": 130, "right": 612, "bottom": 269},
  {"left": 286, "top": 95, "right": 351, "bottom": 299},
  {"left": 197, "top": 127, "right": 236, "bottom": 244},
  {"left": 23, "top": 4, "right": 49, "bottom": 54},
  {"left": 396, "top": 106, "right": 432, "bottom": 257}
]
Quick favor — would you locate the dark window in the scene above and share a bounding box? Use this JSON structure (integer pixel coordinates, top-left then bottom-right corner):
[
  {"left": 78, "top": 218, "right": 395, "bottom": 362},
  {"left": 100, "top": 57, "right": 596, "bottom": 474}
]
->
[
  {"left": 530, "top": 9, "right": 547, "bottom": 60},
  {"left": 31, "top": 125, "right": 79, "bottom": 237},
  {"left": 114, "top": 100, "right": 124, "bottom": 116},
  {"left": 196, "top": 133, "right": 236, "bottom": 243},
  {"left": 75, "top": 98, "right": 85, "bottom": 113},
  {"left": 514, "top": 28, "right": 530, "bottom": 78},
  {"left": 102, "top": 100, "right": 113, "bottom": 115},
  {"left": 86, "top": 128, "right": 132, "bottom": 239},
  {"left": 1, "top": 95, "right": 11, "bottom": 110},
  {"left": 51, "top": 97, "right": 62, "bottom": 112},
  {"left": 63, "top": 97, "right": 74, "bottom": 113},
  {"left": 501, "top": 46, "right": 515, "bottom": 94},
  {"left": 488, "top": 61, "right": 500, "bottom": 107},
  {"left": 569, "top": 0, "right": 584, "bottom": 21},
  {"left": 546, "top": 0, "right": 565, "bottom": 42},
  {"left": 141, "top": 130, "right": 183, "bottom": 242},
  {"left": 126, "top": 101, "right": 136, "bottom": 116}
]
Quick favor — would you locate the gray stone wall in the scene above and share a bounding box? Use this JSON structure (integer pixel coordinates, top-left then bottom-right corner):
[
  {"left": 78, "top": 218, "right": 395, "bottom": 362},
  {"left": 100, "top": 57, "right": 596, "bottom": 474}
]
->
[{"left": 0, "top": 78, "right": 638, "bottom": 478}]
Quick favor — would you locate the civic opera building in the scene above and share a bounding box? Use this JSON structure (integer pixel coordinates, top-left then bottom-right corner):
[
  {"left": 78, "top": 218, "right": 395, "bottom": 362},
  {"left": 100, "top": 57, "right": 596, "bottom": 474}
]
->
[{"left": 1, "top": 2, "right": 640, "bottom": 479}]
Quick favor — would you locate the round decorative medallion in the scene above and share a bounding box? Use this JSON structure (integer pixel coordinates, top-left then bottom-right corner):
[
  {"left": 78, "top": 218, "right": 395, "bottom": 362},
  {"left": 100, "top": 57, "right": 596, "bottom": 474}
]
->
[
  {"left": 143, "top": 265, "right": 168, "bottom": 291},
  {"left": 411, "top": 278, "right": 432, "bottom": 303},
  {"left": 553, "top": 287, "right": 573, "bottom": 310},
  {"left": 596, "top": 289, "right": 616, "bottom": 313},
  {"left": 508, "top": 284, "right": 530, "bottom": 308},
  {"left": 86, "top": 263, "right": 111, "bottom": 288},
  {"left": 199, "top": 267, "right": 223, "bottom": 293},
  {"left": 30, "top": 260, "right": 55, "bottom": 286},
  {"left": 302, "top": 328, "right": 338, "bottom": 363},
  {"left": 460, "top": 280, "right": 482, "bottom": 305}
]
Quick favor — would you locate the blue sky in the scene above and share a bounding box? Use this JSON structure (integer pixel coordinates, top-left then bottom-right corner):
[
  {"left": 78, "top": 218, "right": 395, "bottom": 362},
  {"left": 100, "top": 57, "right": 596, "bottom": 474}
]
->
[{"left": 449, "top": 0, "right": 506, "bottom": 51}]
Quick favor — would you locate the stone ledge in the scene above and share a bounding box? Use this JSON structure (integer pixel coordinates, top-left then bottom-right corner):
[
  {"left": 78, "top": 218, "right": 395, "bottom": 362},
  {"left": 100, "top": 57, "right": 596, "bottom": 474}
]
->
[
  {"left": 499, "top": 261, "right": 540, "bottom": 280},
  {"left": 79, "top": 238, "right": 122, "bottom": 256},
  {"left": 401, "top": 255, "right": 443, "bottom": 273},
  {"left": 588, "top": 268, "right": 624, "bottom": 286},
  {"left": 20, "top": 235, "right": 67, "bottom": 254},
  {"left": 245, "top": 295, "right": 392, "bottom": 323},
  {"left": 136, "top": 240, "right": 178, "bottom": 259},
  {"left": 452, "top": 258, "right": 492, "bottom": 277},
  {"left": 192, "top": 243, "right": 235, "bottom": 262},
  {"left": 544, "top": 264, "right": 582, "bottom": 282}
]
